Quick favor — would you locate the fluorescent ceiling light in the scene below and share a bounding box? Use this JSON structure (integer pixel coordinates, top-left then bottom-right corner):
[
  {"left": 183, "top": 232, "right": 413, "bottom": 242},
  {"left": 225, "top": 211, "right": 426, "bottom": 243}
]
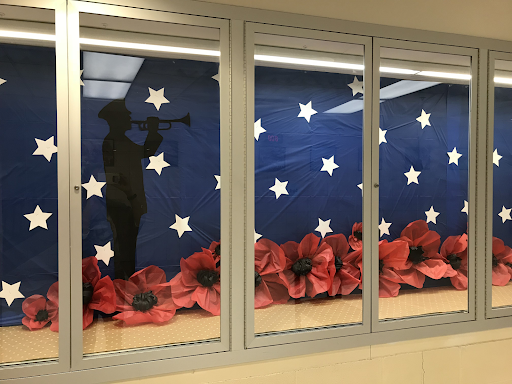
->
[
  {"left": 0, "top": 30, "right": 55, "bottom": 41},
  {"left": 83, "top": 52, "right": 144, "bottom": 82},
  {"left": 495, "top": 77, "right": 512, "bottom": 85},
  {"left": 417, "top": 71, "right": 471, "bottom": 80},
  {"left": 82, "top": 80, "right": 131, "bottom": 99},
  {"left": 255, "top": 54, "right": 364, "bottom": 70},
  {"left": 380, "top": 67, "right": 419, "bottom": 75},
  {"left": 380, "top": 80, "right": 440, "bottom": 100}
]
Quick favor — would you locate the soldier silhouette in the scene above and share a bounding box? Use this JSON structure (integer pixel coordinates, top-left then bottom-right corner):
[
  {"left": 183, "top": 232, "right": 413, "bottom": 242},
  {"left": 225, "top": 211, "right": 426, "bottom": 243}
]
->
[{"left": 99, "top": 99, "right": 163, "bottom": 280}]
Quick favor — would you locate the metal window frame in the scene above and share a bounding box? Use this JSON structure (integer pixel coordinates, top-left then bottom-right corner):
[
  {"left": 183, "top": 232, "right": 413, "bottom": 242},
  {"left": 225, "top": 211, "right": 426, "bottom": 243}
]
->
[
  {"left": 67, "top": 0, "right": 231, "bottom": 371},
  {"left": 485, "top": 50, "right": 512, "bottom": 319}
]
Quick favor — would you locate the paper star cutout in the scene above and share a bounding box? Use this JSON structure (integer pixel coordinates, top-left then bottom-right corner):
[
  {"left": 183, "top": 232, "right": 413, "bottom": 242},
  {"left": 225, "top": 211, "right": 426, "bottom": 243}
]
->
[
  {"left": 0, "top": 281, "right": 24, "bottom": 306},
  {"left": 348, "top": 76, "right": 363, "bottom": 96},
  {"left": 82, "top": 175, "right": 106, "bottom": 199},
  {"left": 298, "top": 101, "right": 317, "bottom": 123},
  {"left": 320, "top": 155, "right": 339, "bottom": 176},
  {"left": 33, "top": 136, "right": 57, "bottom": 162},
  {"left": 494, "top": 149, "right": 502, "bottom": 166},
  {"left": 145, "top": 87, "right": 169, "bottom": 111},
  {"left": 24, "top": 205, "right": 52, "bottom": 231},
  {"left": 379, "top": 218, "right": 391, "bottom": 237},
  {"left": 358, "top": 183, "right": 363, "bottom": 196},
  {"left": 146, "top": 153, "right": 170, "bottom": 175},
  {"left": 416, "top": 109, "right": 431, "bottom": 129},
  {"left": 80, "top": 70, "right": 84, "bottom": 86},
  {"left": 254, "top": 230, "right": 262, "bottom": 243},
  {"left": 379, "top": 128, "right": 387, "bottom": 145},
  {"left": 315, "top": 218, "right": 333, "bottom": 238},
  {"left": 269, "top": 178, "right": 289, "bottom": 199},
  {"left": 461, "top": 200, "right": 469, "bottom": 215},
  {"left": 169, "top": 215, "right": 192, "bottom": 238},
  {"left": 212, "top": 73, "right": 220, "bottom": 82},
  {"left": 254, "top": 118, "right": 266, "bottom": 141},
  {"left": 498, "top": 206, "right": 512, "bottom": 223},
  {"left": 404, "top": 165, "right": 421, "bottom": 185},
  {"left": 447, "top": 147, "right": 462, "bottom": 166},
  {"left": 214, "top": 175, "right": 221, "bottom": 190},
  {"left": 94, "top": 242, "right": 114, "bottom": 266},
  {"left": 0, "top": 78, "right": 5, "bottom": 86},
  {"left": 425, "top": 206, "right": 440, "bottom": 224}
]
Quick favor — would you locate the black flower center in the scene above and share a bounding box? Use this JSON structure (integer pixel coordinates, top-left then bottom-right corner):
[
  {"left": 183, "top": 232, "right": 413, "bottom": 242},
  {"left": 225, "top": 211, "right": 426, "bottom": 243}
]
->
[
  {"left": 379, "top": 259, "right": 384, "bottom": 274},
  {"left": 214, "top": 244, "right": 220, "bottom": 257},
  {"left": 408, "top": 246, "right": 428, "bottom": 264},
  {"left": 335, "top": 256, "right": 343, "bottom": 272},
  {"left": 132, "top": 291, "right": 158, "bottom": 312},
  {"left": 291, "top": 258, "right": 313, "bottom": 276},
  {"left": 507, "top": 263, "right": 512, "bottom": 269},
  {"left": 255, "top": 271, "right": 262, "bottom": 287},
  {"left": 447, "top": 254, "right": 462, "bottom": 270},
  {"left": 83, "top": 282, "right": 94, "bottom": 306},
  {"left": 354, "top": 231, "right": 363, "bottom": 241},
  {"left": 492, "top": 254, "right": 499, "bottom": 268},
  {"left": 197, "top": 269, "right": 220, "bottom": 287},
  {"left": 35, "top": 309, "right": 49, "bottom": 322}
]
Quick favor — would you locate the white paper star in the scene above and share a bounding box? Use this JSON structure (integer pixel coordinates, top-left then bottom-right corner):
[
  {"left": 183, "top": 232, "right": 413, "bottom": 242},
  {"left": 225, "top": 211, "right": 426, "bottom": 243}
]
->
[
  {"left": 24, "top": 205, "right": 52, "bottom": 231},
  {"left": 254, "top": 118, "right": 266, "bottom": 141},
  {"left": 315, "top": 218, "right": 333, "bottom": 238},
  {"left": 80, "top": 69, "right": 84, "bottom": 86},
  {"left": 33, "top": 136, "right": 57, "bottom": 162},
  {"left": 214, "top": 175, "right": 221, "bottom": 190},
  {"left": 145, "top": 87, "right": 169, "bottom": 111},
  {"left": 425, "top": 206, "right": 440, "bottom": 224},
  {"left": 146, "top": 153, "right": 170, "bottom": 175},
  {"left": 379, "top": 128, "right": 387, "bottom": 145},
  {"left": 269, "top": 178, "right": 289, "bottom": 199},
  {"left": 461, "top": 200, "right": 469, "bottom": 215},
  {"left": 379, "top": 218, "right": 391, "bottom": 237},
  {"left": 0, "top": 78, "right": 6, "bottom": 86},
  {"left": 298, "top": 101, "right": 317, "bottom": 123},
  {"left": 320, "top": 155, "right": 339, "bottom": 176},
  {"left": 404, "top": 165, "right": 421, "bottom": 185},
  {"left": 212, "top": 73, "right": 220, "bottom": 82},
  {"left": 94, "top": 242, "right": 114, "bottom": 266},
  {"left": 169, "top": 215, "right": 192, "bottom": 238},
  {"left": 416, "top": 109, "right": 431, "bottom": 129},
  {"left": 82, "top": 175, "right": 106, "bottom": 199},
  {"left": 494, "top": 149, "right": 503, "bottom": 167},
  {"left": 254, "top": 230, "right": 262, "bottom": 243},
  {"left": 498, "top": 206, "right": 512, "bottom": 223},
  {"left": 0, "top": 281, "right": 24, "bottom": 306},
  {"left": 357, "top": 183, "right": 363, "bottom": 196},
  {"left": 447, "top": 147, "right": 462, "bottom": 166},
  {"left": 348, "top": 76, "right": 363, "bottom": 96}
]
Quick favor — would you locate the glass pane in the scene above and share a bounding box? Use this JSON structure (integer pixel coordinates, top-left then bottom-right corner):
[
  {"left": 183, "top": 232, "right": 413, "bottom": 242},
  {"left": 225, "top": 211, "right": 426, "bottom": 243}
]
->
[
  {"left": 79, "top": 13, "right": 221, "bottom": 355},
  {"left": 378, "top": 47, "right": 471, "bottom": 320},
  {"left": 253, "top": 34, "right": 364, "bottom": 335},
  {"left": 0, "top": 6, "right": 59, "bottom": 365},
  {"left": 492, "top": 59, "right": 512, "bottom": 308}
]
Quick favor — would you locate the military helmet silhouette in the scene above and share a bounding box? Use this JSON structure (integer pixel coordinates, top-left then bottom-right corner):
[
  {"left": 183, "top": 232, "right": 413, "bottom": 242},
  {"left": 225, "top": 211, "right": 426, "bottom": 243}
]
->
[{"left": 98, "top": 99, "right": 131, "bottom": 123}]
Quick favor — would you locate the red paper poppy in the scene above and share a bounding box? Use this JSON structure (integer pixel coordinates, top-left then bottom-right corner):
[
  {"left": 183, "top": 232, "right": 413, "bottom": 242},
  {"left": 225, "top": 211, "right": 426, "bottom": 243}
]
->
[
  {"left": 170, "top": 249, "right": 221, "bottom": 315},
  {"left": 440, "top": 234, "right": 468, "bottom": 290},
  {"left": 254, "top": 238, "right": 289, "bottom": 308},
  {"left": 321, "top": 234, "right": 360, "bottom": 296},
  {"left": 209, "top": 240, "right": 221, "bottom": 266},
  {"left": 394, "top": 220, "right": 446, "bottom": 288},
  {"left": 82, "top": 256, "right": 116, "bottom": 329},
  {"left": 348, "top": 222, "right": 363, "bottom": 251},
  {"left": 491, "top": 237, "right": 512, "bottom": 286},
  {"left": 46, "top": 281, "right": 59, "bottom": 332},
  {"left": 21, "top": 294, "right": 58, "bottom": 331},
  {"left": 113, "top": 265, "right": 177, "bottom": 325},
  {"left": 279, "top": 233, "right": 334, "bottom": 299},
  {"left": 377, "top": 239, "right": 409, "bottom": 297}
]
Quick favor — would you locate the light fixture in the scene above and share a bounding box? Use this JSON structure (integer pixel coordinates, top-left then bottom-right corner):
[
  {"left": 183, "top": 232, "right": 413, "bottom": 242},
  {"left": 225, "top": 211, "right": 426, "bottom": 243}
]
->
[
  {"left": 417, "top": 71, "right": 471, "bottom": 80},
  {"left": 494, "top": 77, "right": 512, "bottom": 85},
  {"left": 0, "top": 30, "right": 55, "bottom": 41},
  {"left": 380, "top": 67, "right": 419, "bottom": 75},
  {"left": 254, "top": 54, "right": 364, "bottom": 70}
]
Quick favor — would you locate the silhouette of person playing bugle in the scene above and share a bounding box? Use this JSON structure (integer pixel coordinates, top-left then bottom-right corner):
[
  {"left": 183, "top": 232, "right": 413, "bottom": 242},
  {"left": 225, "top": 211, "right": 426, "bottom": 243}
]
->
[{"left": 99, "top": 99, "right": 163, "bottom": 280}]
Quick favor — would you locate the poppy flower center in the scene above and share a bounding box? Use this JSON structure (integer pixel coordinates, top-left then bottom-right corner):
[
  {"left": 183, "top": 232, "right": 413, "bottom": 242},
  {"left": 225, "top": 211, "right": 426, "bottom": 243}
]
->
[
  {"left": 379, "top": 259, "right": 384, "bottom": 274},
  {"left": 291, "top": 258, "right": 313, "bottom": 276},
  {"left": 35, "top": 309, "right": 49, "bottom": 322},
  {"left": 132, "top": 291, "right": 158, "bottom": 312},
  {"left": 354, "top": 231, "right": 362, "bottom": 241},
  {"left": 408, "top": 246, "right": 427, "bottom": 264},
  {"left": 214, "top": 244, "right": 220, "bottom": 256},
  {"left": 492, "top": 254, "right": 499, "bottom": 268},
  {"left": 255, "top": 271, "right": 262, "bottom": 287},
  {"left": 197, "top": 269, "right": 220, "bottom": 287},
  {"left": 83, "top": 282, "right": 94, "bottom": 306},
  {"left": 335, "top": 256, "right": 343, "bottom": 272},
  {"left": 447, "top": 254, "right": 462, "bottom": 270}
]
